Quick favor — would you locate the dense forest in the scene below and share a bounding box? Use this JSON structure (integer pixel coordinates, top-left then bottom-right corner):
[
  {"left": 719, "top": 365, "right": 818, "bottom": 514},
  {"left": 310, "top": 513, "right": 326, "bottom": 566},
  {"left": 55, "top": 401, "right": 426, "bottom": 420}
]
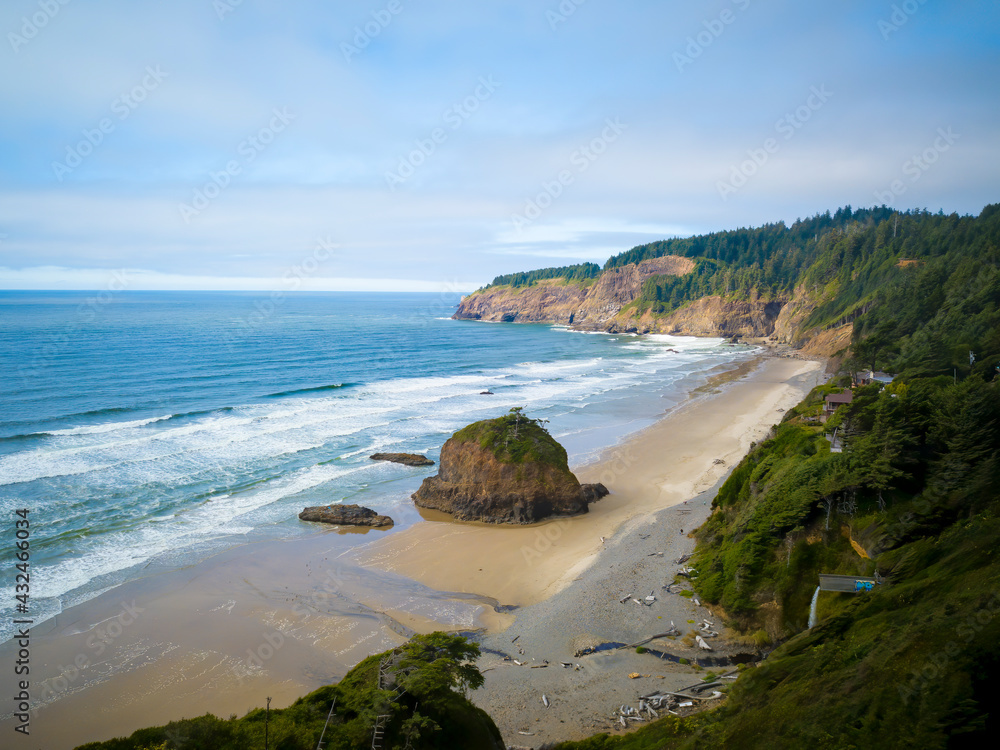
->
[
  {"left": 481, "top": 208, "right": 1000, "bottom": 382},
  {"left": 547, "top": 204, "right": 1000, "bottom": 748},
  {"left": 487, "top": 262, "right": 601, "bottom": 288}
]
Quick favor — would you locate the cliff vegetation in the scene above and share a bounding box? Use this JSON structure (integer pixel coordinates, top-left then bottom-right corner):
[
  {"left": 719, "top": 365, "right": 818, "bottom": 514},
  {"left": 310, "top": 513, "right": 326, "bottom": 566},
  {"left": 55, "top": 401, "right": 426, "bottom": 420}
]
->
[
  {"left": 458, "top": 204, "right": 1000, "bottom": 360},
  {"left": 74, "top": 633, "right": 502, "bottom": 750},
  {"left": 546, "top": 205, "right": 1000, "bottom": 749}
]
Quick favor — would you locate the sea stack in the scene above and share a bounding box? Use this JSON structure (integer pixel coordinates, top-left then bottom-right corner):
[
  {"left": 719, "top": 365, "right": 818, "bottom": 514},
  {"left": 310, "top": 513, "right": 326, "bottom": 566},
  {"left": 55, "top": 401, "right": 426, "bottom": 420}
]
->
[{"left": 412, "top": 407, "right": 608, "bottom": 524}]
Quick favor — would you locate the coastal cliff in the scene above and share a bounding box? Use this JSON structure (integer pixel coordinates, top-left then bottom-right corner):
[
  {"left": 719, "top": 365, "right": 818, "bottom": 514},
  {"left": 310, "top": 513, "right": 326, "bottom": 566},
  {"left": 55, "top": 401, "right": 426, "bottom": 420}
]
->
[
  {"left": 452, "top": 279, "right": 590, "bottom": 324},
  {"left": 412, "top": 408, "right": 608, "bottom": 523},
  {"left": 607, "top": 290, "right": 785, "bottom": 338},
  {"left": 454, "top": 252, "right": 852, "bottom": 355},
  {"left": 455, "top": 255, "right": 694, "bottom": 327}
]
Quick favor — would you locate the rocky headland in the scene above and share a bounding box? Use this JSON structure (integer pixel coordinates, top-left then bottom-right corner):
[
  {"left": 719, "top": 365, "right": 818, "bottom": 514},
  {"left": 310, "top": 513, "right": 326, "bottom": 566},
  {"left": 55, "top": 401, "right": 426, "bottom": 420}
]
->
[
  {"left": 412, "top": 408, "right": 608, "bottom": 524},
  {"left": 453, "top": 255, "right": 851, "bottom": 357},
  {"left": 298, "top": 503, "right": 394, "bottom": 527}
]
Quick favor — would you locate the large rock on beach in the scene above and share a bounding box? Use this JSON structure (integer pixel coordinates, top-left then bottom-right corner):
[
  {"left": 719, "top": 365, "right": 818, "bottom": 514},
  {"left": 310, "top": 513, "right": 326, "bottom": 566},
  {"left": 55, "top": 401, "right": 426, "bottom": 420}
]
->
[
  {"left": 412, "top": 408, "right": 608, "bottom": 524},
  {"left": 370, "top": 452, "right": 435, "bottom": 467},
  {"left": 299, "top": 504, "right": 394, "bottom": 527}
]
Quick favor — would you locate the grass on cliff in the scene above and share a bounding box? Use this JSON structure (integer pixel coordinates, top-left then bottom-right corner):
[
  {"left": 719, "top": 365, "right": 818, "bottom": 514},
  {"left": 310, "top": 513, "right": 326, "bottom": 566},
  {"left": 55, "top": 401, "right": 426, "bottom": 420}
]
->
[{"left": 452, "top": 407, "right": 570, "bottom": 470}]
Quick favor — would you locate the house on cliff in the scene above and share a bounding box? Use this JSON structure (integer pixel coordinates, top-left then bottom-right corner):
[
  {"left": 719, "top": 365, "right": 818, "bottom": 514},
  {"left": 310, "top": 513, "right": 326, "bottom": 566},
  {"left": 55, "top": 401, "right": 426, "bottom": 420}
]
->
[
  {"left": 855, "top": 369, "right": 895, "bottom": 387},
  {"left": 821, "top": 390, "right": 853, "bottom": 423}
]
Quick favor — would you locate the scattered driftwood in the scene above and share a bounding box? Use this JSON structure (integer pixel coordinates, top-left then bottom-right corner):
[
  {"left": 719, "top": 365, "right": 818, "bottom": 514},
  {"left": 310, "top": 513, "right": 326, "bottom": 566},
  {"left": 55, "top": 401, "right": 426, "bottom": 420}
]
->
[
  {"left": 675, "top": 553, "right": 692, "bottom": 565},
  {"left": 627, "top": 629, "right": 678, "bottom": 649},
  {"left": 695, "top": 635, "right": 713, "bottom": 651},
  {"left": 541, "top": 694, "right": 549, "bottom": 708}
]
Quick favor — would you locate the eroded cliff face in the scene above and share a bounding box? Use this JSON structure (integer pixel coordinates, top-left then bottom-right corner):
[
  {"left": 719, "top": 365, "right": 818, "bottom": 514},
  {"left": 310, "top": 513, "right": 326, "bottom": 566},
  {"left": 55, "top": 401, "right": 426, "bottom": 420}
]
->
[
  {"left": 608, "top": 291, "right": 785, "bottom": 338},
  {"left": 772, "top": 284, "right": 853, "bottom": 357},
  {"left": 452, "top": 280, "right": 589, "bottom": 324},
  {"left": 453, "top": 255, "right": 694, "bottom": 326},
  {"left": 570, "top": 256, "right": 696, "bottom": 328},
  {"left": 454, "top": 258, "right": 850, "bottom": 357}
]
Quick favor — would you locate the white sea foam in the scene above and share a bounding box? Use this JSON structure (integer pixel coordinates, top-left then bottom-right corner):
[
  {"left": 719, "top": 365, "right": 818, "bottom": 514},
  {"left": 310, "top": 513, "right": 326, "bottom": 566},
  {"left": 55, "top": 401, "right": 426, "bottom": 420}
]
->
[
  {"left": 1, "top": 332, "right": 743, "bottom": 641},
  {"left": 46, "top": 415, "right": 174, "bottom": 436}
]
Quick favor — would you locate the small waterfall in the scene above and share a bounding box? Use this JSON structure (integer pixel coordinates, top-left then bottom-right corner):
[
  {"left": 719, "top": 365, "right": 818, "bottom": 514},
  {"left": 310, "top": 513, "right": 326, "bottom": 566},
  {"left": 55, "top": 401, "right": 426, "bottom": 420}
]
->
[{"left": 808, "top": 585, "right": 821, "bottom": 629}]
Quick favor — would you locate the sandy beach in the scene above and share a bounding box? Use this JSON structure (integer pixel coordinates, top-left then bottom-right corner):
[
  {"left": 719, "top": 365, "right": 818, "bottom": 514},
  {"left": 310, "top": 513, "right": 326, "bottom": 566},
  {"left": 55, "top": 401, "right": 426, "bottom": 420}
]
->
[
  {"left": 0, "top": 353, "right": 823, "bottom": 750},
  {"left": 359, "top": 355, "right": 825, "bottom": 745}
]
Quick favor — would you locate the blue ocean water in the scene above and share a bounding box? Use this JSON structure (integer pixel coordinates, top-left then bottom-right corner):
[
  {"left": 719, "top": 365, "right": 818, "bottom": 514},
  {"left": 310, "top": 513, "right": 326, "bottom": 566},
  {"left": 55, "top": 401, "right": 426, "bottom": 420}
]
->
[{"left": 0, "top": 291, "right": 752, "bottom": 642}]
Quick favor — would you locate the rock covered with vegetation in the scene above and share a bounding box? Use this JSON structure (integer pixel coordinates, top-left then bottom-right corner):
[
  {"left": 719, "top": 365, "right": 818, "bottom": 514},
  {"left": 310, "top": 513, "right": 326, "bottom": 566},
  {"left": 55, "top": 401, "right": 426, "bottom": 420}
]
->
[
  {"left": 412, "top": 408, "right": 608, "bottom": 523},
  {"left": 73, "top": 633, "right": 502, "bottom": 750}
]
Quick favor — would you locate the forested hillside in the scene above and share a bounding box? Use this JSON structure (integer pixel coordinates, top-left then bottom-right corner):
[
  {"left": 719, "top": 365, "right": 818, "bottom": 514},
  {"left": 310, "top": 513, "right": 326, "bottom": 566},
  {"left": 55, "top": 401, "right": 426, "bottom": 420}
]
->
[
  {"left": 487, "top": 262, "right": 602, "bottom": 288},
  {"left": 548, "top": 204, "right": 1000, "bottom": 749},
  {"left": 471, "top": 206, "right": 1000, "bottom": 359}
]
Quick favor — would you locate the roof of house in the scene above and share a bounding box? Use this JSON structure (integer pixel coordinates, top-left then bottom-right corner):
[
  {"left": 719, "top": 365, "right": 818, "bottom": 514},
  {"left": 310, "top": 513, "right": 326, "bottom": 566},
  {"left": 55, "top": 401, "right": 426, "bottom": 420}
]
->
[{"left": 825, "top": 391, "right": 854, "bottom": 405}]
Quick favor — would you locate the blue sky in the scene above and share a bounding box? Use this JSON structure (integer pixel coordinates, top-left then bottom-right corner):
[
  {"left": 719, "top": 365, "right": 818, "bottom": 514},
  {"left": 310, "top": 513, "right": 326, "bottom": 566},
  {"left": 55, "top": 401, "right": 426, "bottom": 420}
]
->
[{"left": 1, "top": 0, "right": 998, "bottom": 291}]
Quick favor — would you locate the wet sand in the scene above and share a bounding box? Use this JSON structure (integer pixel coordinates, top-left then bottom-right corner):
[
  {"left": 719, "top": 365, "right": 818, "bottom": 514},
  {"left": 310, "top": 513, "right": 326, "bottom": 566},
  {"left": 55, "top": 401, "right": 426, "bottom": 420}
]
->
[
  {"left": 357, "top": 357, "right": 822, "bottom": 609},
  {"left": 357, "top": 355, "right": 825, "bottom": 746},
  {"left": 0, "top": 355, "right": 823, "bottom": 749}
]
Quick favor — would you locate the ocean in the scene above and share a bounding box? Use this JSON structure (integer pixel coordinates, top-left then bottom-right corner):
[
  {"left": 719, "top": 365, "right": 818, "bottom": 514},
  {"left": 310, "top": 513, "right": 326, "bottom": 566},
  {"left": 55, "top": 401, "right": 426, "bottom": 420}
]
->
[{"left": 0, "top": 291, "right": 753, "bottom": 643}]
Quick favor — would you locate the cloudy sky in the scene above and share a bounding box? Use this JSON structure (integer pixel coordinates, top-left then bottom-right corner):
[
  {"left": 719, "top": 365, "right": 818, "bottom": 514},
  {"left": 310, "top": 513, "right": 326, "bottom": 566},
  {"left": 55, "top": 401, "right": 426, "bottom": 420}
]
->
[{"left": 1, "top": 0, "right": 998, "bottom": 291}]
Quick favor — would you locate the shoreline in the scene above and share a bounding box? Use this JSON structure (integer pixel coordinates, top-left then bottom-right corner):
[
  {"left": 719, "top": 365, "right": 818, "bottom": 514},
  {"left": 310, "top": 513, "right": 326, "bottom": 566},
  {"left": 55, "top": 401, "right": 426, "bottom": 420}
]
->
[
  {"left": 357, "top": 355, "right": 822, "bottom": 614},
  {"left": 0, "top": 353, "right": 824, "bottom": 749},
  {"left": 358, "top": 354, "right": 824, "bottom": 746}
]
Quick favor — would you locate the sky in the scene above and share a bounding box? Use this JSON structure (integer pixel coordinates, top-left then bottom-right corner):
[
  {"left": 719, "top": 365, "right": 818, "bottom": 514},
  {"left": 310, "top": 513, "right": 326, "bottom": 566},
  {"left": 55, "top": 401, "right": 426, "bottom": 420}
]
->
[{"left": 1, "top": 0, "right": 998, "bottom": 292}]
